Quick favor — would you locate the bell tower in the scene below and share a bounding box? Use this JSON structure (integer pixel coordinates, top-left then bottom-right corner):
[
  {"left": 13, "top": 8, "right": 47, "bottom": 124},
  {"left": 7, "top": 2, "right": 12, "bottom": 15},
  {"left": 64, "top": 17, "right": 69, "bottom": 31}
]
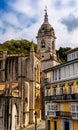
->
[{"left": 36, "top": 7, "right": 59, "bottom": 71}]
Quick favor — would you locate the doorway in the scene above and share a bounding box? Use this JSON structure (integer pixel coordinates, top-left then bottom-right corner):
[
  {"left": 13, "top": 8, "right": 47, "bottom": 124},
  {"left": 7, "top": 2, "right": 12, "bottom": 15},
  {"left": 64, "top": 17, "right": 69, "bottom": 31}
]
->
[
  {"left": 64, "top": 121, "right": 69, "bottom": 130},
  {"left": 11, "top": 104, "right": 17, "bottom": 130},
  {"left": 54, "top": 121, "right": 57, "bottom": 130},
  {"left": 47, "top": 120, "right": 50, "bottom": 130}
]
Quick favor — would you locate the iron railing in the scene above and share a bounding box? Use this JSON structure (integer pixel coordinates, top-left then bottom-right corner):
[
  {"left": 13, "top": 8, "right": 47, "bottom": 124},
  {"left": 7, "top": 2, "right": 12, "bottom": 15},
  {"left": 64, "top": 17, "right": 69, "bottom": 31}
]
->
[
  {"left": 56, "top": 111, "right": 72, "bottom": 119},
  {"left": 45, "top": 93, "right": 78, "bottom": 102}
]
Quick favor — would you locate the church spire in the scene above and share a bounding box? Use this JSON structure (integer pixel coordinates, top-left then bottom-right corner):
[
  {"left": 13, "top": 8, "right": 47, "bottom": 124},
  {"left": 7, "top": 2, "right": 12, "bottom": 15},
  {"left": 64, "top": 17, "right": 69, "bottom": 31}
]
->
[{"left": 44, "top": 6, "right": 48, "bottom": 23}]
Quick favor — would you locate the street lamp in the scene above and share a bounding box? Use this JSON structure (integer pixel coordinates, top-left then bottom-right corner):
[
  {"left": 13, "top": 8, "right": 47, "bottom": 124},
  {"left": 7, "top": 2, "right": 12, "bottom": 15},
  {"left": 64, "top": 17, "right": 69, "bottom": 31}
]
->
[{"left": 34, "top": 112, "right": 37, "bottom": 130}]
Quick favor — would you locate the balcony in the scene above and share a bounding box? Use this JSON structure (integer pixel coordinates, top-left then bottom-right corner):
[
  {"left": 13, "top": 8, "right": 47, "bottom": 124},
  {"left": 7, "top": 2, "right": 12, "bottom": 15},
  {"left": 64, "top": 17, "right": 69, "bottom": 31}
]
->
[
  {"left": 56, "top": 111, "right": 72, "bottom": 119},
  {"left": 45, "top": 93, "right": 78, "bottom": 102},
  {"left": 47, "top": 111, "right": 56, "bottom": 117},
  {"left": 46, "top": 110, "right": 78, "bottom": 120},
  {"left": 46, "top": 111, "right": 72, "bottom": 119}
]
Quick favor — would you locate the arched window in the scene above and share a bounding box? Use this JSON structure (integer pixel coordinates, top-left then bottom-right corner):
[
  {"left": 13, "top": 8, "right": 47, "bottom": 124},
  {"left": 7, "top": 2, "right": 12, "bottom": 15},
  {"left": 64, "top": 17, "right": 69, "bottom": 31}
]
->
[{"left": 41, "top": 40, "right": 45, "bottom": 48}]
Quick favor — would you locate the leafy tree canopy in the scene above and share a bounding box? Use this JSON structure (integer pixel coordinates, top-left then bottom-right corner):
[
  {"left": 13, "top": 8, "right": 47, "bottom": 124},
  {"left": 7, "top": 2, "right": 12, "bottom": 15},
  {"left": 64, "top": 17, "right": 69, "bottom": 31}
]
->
[
  {"left": 0, "top": 39, "right": 37, "bottom": 54},
  {"left": 57, "top": 47, "right": 71, "bottom": 64}
]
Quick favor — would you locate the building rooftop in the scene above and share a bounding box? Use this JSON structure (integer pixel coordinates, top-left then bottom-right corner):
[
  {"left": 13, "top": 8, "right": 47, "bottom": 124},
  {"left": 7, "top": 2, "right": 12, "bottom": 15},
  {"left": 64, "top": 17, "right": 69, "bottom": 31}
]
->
[{"left": 66, "top": 47, "right": 78, "bottom": 54}]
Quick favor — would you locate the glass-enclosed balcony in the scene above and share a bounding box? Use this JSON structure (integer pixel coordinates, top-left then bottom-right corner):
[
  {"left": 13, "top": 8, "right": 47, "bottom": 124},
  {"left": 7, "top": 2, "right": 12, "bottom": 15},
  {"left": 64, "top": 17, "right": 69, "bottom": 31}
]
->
[
  {"left": 46, "top": 110, "right": 78, "bottom": 120},
  {"left": 56, "top": 111, "right": 72, "bottom": 119}
]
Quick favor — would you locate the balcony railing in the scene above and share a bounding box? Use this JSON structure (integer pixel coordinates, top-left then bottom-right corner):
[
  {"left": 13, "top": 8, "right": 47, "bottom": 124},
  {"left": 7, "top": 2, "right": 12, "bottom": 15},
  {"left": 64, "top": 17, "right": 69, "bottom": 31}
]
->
[
  {"left": 56, "top": 111, "right": 72, "bottom": 119},
  {"left": 45, "top": 93, "right": 78, "bottom": 102},
  {"left": 47, "top": 111, "right": 56, "bottom": 117},
  {"left": 46, "top": 110, "right": 78, "bottom": 120}
]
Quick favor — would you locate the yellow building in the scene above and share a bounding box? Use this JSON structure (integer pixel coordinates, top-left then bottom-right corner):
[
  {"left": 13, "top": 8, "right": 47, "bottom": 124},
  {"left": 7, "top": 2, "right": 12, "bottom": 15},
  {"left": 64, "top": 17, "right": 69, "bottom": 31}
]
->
[{"left": 44, "top": 48, "right": 78, "bottom": 130}]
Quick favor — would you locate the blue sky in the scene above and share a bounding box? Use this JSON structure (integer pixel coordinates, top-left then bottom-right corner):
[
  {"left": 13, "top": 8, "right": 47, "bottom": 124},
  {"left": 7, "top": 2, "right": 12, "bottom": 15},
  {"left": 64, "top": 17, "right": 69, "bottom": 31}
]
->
[{"left": 0, "top": 0, "right": 78, "bottom": 49}]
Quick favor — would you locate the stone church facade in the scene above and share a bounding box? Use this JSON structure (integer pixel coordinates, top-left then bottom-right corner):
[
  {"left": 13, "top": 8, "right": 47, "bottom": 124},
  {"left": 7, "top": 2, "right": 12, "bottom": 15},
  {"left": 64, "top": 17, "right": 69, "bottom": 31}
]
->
[
  {"left": 0, "top": 8, "right": 59, "bottom": 130},
  {"left": 0, "top": 44, "right": 41, "bottom": 130}
]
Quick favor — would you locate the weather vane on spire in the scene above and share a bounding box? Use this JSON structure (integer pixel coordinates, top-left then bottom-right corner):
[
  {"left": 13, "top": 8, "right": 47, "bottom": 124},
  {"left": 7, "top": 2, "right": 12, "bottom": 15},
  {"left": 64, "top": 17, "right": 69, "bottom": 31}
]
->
[
  {"left": 44, "top": 6, "right": 47, "bottom": 14},
  {"left": 44, "top": 6, "right": 48, "bottom": 23}
]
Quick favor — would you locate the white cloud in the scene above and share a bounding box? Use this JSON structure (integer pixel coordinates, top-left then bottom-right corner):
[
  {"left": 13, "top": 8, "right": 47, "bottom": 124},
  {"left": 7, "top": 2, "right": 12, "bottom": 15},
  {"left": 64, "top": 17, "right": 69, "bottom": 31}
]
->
[
  {"left": 0, "top": 27, "right": 21, "bottom": 43},
  {"left": 2, "top": 12, "right": 20, "bottom": 27},
  {"left": 0, "top": 20, "right": 3, "bottom": 28},
  {"left": 9, "top": 0, "right": 37, "bottom": 17},
  {"left": 0, "top": 0, "right": 78, "bottom": 49}
]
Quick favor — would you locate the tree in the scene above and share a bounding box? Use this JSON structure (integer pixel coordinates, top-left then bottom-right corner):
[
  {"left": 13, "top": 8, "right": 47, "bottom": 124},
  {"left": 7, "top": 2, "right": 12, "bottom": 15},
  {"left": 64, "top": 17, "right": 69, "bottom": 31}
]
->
[
  {"left": 0, "top": 39, "right": 37, "bottom": 54},
  {"left": 57, "top": 47, "right": 71, "bottom": 64}
]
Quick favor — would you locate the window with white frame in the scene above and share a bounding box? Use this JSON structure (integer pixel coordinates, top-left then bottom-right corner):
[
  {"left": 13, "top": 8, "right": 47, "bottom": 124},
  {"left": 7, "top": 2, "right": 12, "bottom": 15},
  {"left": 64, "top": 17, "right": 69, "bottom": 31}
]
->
[
  {"left": 56, "top": 88, "right": 60, "bottom": 95},
  {"left": 72, "top": 53, "right": 75, "bottom": 59},
  {"left": 71, "top": 104, "right": 75, "bottom": 112},
  {"left": 67, "top": 54, "right": 71, "bottom": 61},
  {"left": 60, "top": 87, "right": 63, "bottom": 95},
  {"left": 68, "top": 85, "right": 73, "bottom": 94},
  {"left": 70, "top": 104, "right": 78, "bottom": 119},
  {"left": 47, "top": 73, "right": 51, "bottom": 82},
  {"left": 47, "top": 103, "right": 58, "bottom": 111},
  {"left": 52, "top": 88, "right": 56, "bottom": 95},
  {"left": 58, "top": 68, "right": 61, "bottom": 80},
  {"left": 77, "top": 51, "right": 78, "bottom": 57},
  {"left": 55, "top": 69, "right": 57, "bottom": 81},
  {"left": 46, "top": 103, "right": 58, "bottom": 117}
]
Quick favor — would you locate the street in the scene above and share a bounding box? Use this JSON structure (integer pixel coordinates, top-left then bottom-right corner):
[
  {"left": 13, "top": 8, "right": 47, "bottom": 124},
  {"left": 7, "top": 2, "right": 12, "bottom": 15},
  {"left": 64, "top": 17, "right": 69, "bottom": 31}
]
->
[
  {"left": 21, "top": 120, "right": 45, "bottom": 130},
  {"left": 37, "top": 120, "right": 45, "bottom": 130}
]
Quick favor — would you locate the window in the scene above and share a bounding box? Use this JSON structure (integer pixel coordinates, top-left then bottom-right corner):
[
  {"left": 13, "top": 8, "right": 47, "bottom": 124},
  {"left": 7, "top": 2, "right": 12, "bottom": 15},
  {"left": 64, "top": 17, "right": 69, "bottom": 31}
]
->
[
  {"left": 41, "top": 40, "right": 45, "bottom": 48},
  {"left": 53, "top": 88, "right": 56, "bottom": 95},
  {"left": 76, "top": 105, "right": 78, "bottom": 112},
  {"left": 76, "top": 86, "right": 78, "bottom": 93},
  {"left": 48, "top": 104, "right": 57, "bottom": 111},
  {"left": 71, "top": 105, "right": 75, "bottom": 112},
  {"left": 72, "top": 53, "right": 75, "bottom": 59},
  {"left": 54, "top": 105, "right": 58, "bottom": 111},
  {"left": 68, "top": 86, "right": 73, "bottom": 94},
  {"left": 47, "top": 104, "right": 57, "bottom": 117},
  {"left": 60, "top": 87, "right": 63, "bottom": 95},
  {"left": 77, "top": 51, "right": 78, "bottom": 57},
  {"left": 55, "top": 70, "right": 57, "bottom": 81},
  {"left": 59, "top": 68, "right": 61, "bottom": 80},
  {"left": 48, "top": 105, "right": 51, "bottom": 110},
  {"left": 53, "top": 70, "right": 54, "bottom": 81},
  {"left": 47, "top": 89, "right": 50, "bottom": 96},
  {"left": 47, "top": 73, "right": 51, "bottom": 82},
  {"left": 71, "top": 104, "right": 78, "bottom": 119}
]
